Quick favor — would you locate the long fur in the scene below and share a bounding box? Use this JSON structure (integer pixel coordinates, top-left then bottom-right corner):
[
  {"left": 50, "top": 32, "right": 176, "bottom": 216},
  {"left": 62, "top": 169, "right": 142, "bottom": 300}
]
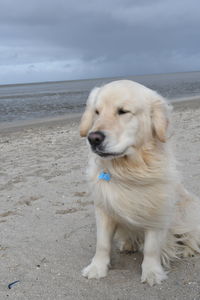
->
[{"left": 80, "top": 80, "right": 200, "bottom": 285}]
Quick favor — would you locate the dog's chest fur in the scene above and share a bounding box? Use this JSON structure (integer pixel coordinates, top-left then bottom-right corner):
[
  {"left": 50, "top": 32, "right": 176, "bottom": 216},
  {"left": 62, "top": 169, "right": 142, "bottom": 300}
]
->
[{"left": 87, "top": 156, "right": 174, "bottom": 229}]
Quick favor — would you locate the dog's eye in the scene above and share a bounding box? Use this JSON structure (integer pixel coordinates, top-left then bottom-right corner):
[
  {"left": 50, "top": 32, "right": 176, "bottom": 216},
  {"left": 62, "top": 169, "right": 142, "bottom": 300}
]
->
[
  {"left": 117, "top": 108, "right": 129, "bottom": 115},
  {"left": 95, "top": 109, "right": 99, "bottom": 115}
]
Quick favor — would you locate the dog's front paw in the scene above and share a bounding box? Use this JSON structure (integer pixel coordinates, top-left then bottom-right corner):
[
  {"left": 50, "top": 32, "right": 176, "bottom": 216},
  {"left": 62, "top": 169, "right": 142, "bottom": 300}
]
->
[
  {"left": 82, "top": 261, "right": 108, "bottom": 279},
  {"left": 141, "top": 265, "right": 168, "bottom": 286}
]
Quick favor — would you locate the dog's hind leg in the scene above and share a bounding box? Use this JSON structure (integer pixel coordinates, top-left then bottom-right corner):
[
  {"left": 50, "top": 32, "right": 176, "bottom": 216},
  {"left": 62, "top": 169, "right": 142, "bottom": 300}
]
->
[
  {"left": 114, "top": 226, "right": 144, "bottom": 253},
  {"left": 173, "top": 184, "right": 200, "bottom": 257}
]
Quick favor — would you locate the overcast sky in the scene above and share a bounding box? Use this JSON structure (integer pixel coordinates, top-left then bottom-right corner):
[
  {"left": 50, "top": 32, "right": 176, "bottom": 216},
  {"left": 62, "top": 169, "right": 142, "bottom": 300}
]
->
[{"left": 0, "top": 0, "right": 200, "bottom": 84}]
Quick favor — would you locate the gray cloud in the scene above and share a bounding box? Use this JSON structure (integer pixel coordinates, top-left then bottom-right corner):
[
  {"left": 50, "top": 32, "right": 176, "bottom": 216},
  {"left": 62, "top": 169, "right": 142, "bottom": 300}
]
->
[{"left": 0, "top": 0, "right": 199, "bottom": 84}]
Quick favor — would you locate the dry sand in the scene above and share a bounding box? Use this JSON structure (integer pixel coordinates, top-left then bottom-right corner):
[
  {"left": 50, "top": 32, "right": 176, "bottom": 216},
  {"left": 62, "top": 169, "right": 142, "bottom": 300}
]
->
[{"left": 0, "top": 99, "right": 200, "bottom": 300}]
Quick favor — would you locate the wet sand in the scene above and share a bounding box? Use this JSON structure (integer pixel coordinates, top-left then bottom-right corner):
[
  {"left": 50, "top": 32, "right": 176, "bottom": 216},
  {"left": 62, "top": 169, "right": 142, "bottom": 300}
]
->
[{"left": 0, "top": 98, "right": 200, "bottom": 299}]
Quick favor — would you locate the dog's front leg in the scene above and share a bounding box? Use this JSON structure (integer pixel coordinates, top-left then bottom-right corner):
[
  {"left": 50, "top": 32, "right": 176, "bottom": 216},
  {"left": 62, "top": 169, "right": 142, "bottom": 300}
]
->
[
  {"left": 141, "top": 229, "right": 168, "bottom": 286},
  {"left": 82, "top": 206, "right": 116, "bottom": 279}
]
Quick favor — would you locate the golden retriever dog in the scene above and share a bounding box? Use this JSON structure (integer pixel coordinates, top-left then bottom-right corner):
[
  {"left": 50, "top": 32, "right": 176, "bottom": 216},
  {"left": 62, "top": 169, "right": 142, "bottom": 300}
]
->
[{"left": 79, "top": 80, "right": 200, "bottom": 286}]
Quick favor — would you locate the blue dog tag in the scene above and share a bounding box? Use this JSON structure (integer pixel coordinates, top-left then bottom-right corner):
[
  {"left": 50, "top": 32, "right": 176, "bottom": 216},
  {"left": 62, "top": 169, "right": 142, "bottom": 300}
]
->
[{"left": 98, "top": 171, "right": 111, "bottom": 181}]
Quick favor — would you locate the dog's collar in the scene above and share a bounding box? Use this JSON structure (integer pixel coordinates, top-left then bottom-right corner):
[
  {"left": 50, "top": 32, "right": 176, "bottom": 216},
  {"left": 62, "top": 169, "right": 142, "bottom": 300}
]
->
[{"left": 98, "top": 171, "right": 111, "bottom": 181}]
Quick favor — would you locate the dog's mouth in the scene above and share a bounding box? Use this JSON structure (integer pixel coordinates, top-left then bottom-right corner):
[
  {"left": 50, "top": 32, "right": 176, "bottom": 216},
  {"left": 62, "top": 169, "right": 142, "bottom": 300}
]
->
[{"left": 93, "top": 148, "right": 126, "bottom": 158}]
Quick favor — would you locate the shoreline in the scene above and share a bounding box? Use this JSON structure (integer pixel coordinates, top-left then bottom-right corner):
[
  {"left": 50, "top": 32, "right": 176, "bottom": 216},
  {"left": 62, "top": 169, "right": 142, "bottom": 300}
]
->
[
  {"left": 0, "top": 96, "right": 200, "bottom": 134},
  {"left": 0, "top": 113, "right": 81, "bottom": 133},
  {"left": 172, "top": 95, "right": 200, "bottom": 111}
]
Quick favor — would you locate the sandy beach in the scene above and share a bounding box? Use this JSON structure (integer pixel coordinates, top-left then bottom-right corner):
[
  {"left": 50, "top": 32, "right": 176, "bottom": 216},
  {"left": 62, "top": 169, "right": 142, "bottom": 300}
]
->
[{"left": 0, "top": 98, "right": 200, "bottom": 300}]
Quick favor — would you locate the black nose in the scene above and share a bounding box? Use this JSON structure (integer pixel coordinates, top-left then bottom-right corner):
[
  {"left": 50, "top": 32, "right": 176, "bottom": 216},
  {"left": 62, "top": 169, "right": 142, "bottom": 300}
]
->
[{"left": 88, "top": 131, "right": 105, "bottom": 147}]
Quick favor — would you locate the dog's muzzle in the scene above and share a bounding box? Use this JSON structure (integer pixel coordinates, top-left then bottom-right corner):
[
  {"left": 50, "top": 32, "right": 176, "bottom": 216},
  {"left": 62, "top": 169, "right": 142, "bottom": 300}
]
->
[{"left": 87, "top": 131, "right": 125, "bottom": 158}]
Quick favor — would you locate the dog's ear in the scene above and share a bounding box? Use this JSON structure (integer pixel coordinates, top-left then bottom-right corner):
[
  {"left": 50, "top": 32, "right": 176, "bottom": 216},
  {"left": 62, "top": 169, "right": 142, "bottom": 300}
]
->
[
  {"left": 151, "top": 96, "right": 170, "bottom": 143},
  {"left": 79, "top": 87, "right": 100, "bottom": 137}
]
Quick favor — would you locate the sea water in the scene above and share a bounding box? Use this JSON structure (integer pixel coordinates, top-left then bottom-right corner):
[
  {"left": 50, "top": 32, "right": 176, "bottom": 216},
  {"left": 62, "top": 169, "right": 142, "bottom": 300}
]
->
[{"left": 0, "top": 71, "right": 200, "bottom": 124}]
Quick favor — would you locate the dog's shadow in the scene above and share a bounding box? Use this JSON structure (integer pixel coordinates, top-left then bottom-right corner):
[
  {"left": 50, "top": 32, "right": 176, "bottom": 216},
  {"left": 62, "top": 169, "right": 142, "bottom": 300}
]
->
[{"left": 111, "top": 244, "right": 143, "bottom": 275}]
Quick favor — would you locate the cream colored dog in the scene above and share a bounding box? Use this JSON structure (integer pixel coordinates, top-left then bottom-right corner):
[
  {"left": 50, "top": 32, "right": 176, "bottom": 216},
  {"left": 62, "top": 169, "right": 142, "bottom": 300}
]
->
[{"left": 80, "top": 80, "right": 200, "bottom": 286}]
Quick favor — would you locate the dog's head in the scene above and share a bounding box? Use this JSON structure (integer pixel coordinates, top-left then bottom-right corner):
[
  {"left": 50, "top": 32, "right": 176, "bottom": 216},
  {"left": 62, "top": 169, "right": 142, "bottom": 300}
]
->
[{"left": 80, "top": 80, "right": 170, "bottom": 158}]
